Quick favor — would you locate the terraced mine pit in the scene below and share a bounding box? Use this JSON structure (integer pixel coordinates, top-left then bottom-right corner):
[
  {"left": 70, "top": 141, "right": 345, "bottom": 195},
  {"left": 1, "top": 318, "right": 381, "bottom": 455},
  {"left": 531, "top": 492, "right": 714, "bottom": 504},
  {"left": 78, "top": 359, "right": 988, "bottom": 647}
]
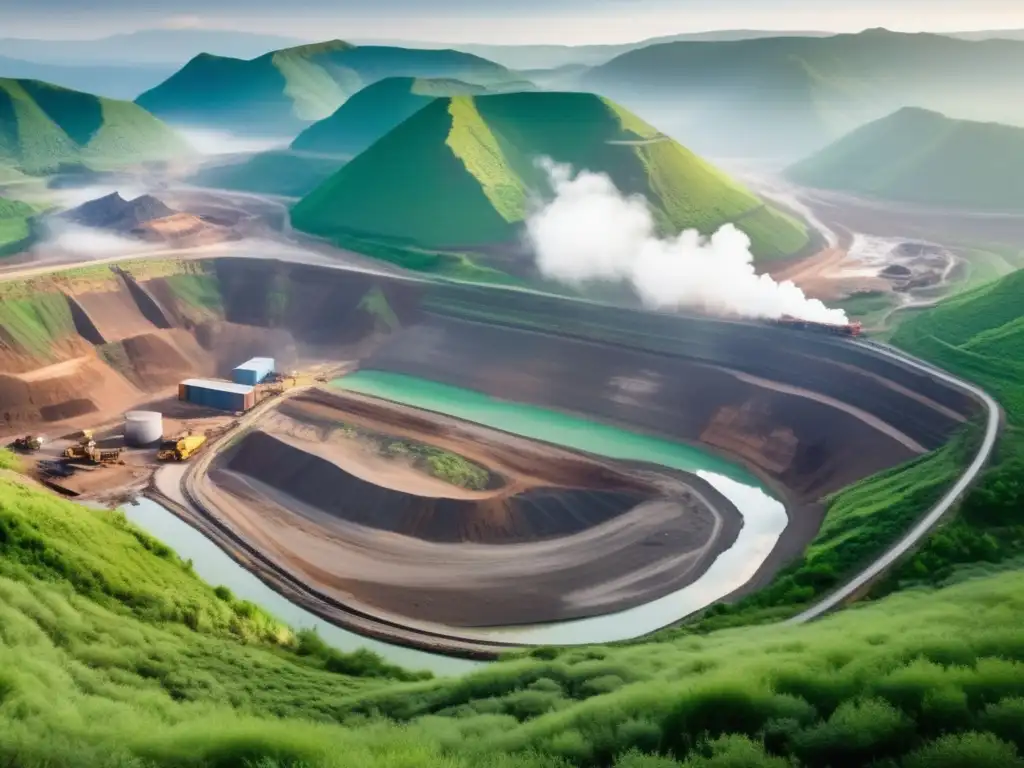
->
[
  {"left": 196, "top": 388, "right": 738, "bottom": 627},
  {"left": 0, "top": 254, "right": 981, "bottom": 648}
]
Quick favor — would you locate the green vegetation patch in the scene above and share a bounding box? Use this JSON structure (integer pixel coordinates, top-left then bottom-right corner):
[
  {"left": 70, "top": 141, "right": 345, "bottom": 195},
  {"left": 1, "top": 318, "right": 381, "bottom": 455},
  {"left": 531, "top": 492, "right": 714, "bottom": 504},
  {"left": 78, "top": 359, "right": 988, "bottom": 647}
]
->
[
  {"left": 0, "top": 196, "right": 36, "bottom": 256},
  {"left": 0, "top": 78, "right": 185, "bottom": 175},
  {"left": 331, "top": 417, "right": 492, "bottom": 490},
  {"left": 0, "top": 291, "right": 76, "bottom": 359},
  {"left": 162, "top": 272, "right": 224, "bottom": 318}
]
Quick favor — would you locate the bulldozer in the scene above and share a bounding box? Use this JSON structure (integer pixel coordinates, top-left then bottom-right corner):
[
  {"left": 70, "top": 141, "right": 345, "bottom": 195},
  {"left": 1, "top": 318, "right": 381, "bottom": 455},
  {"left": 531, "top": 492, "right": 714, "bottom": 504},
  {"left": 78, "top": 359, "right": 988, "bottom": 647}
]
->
[
  {"left": 157, "top": 434, "right": 207, "bottom": 462},
  {"left": 10, "top": 435, "right": 45, "bottom": 452}
]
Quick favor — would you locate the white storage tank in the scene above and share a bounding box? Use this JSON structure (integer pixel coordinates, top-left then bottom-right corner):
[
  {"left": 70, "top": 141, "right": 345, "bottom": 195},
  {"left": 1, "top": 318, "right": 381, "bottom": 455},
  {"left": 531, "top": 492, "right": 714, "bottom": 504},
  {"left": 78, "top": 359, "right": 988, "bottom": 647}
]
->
[{"left": 124, "top": 411, "right": 163, "bottom": 447}]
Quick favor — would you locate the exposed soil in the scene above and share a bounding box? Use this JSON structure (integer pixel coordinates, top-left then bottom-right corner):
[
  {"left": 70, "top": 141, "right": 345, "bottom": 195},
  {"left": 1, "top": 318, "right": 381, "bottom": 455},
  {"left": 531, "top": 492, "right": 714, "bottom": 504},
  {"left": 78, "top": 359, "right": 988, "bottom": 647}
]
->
[{"left": 196, "top": 388, "right": 741, "bottom": 627}]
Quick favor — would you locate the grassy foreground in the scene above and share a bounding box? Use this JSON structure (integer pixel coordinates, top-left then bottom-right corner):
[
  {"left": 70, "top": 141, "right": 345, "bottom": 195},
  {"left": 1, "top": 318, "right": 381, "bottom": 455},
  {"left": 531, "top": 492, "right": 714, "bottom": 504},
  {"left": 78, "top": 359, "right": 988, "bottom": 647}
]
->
[{"left": 3, "top": 462, "right": 1024, "bottom": 766}]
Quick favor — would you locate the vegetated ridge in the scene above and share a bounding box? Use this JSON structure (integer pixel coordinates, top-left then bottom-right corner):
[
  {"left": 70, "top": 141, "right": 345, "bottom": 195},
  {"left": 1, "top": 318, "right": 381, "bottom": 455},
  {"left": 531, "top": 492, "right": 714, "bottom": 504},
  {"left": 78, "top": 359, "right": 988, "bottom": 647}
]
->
[
  {"left": 5, "top": 456, "right": 1024, "bottom": 766},
  {"left": 135, "top": 39, "right": 518, "bottom": 135},
  {"left": 786, "top": 107, "right": 1024, "bottom": 211},
  {"left": 290, "top": 90, "right": 810, "bottom": 275},
  {"left": 0, "top": 77, "right": 187, "bottom": 174},
  {"left": 292, "top": 76, "right": 499, "bottom": 158},
  {"left": 192, "top": 76, "right": 535, "bottom": 197},
  {"left": 0, "top": 197, "right": 38, "bottom": 256},
  {"left": 584, "top": 28, "right": 1024, "bottom": 159}
]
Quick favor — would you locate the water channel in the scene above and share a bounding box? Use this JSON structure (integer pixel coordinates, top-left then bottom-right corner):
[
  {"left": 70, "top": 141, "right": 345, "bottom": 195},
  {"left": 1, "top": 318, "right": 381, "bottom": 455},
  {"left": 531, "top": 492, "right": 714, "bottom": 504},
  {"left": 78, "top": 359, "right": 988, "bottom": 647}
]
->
[{"left": 121, "top": 369, "right": 787, "bottom": 672}]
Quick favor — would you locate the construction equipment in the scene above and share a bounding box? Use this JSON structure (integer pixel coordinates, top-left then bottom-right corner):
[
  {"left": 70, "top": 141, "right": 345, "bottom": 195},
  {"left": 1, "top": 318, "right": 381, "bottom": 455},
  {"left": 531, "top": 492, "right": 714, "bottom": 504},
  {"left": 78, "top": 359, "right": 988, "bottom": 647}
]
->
[
  {"left": 62, "top": 445, "right": 124, "bottom": 465},
  {"left": 157, "top": 434, "right": 207, "bottom": 462},
  {"left": 11, "top": 434, "right": 45, "bottom": 452}
]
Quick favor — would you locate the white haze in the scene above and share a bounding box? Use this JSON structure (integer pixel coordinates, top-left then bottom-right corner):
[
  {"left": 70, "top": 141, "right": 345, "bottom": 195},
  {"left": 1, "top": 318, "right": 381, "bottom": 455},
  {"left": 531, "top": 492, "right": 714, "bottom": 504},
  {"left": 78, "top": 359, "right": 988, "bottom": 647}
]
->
[
  {"left": 178, "top": 128, "right": 291, "bottom": 156},
  {"left": 525, "top": 159, "right": 848, "bottom": 325},
  {"left": 33, "top": 220, "right": 163, "bottom": 261}
]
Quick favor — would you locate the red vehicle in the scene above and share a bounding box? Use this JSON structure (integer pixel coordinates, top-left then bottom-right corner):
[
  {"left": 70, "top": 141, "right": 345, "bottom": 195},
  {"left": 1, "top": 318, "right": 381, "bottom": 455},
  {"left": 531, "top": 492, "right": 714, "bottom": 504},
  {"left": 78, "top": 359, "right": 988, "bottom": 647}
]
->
[{"left": 774, "top": 315, "right": 863, "bottom": 337}]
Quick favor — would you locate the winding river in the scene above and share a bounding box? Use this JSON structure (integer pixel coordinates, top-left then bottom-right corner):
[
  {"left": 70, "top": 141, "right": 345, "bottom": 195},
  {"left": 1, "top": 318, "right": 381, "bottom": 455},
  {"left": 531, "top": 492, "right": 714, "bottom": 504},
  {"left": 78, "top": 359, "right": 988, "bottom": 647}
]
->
[{"left": 123, "top": 370, "right": 788, "bottom": 671}]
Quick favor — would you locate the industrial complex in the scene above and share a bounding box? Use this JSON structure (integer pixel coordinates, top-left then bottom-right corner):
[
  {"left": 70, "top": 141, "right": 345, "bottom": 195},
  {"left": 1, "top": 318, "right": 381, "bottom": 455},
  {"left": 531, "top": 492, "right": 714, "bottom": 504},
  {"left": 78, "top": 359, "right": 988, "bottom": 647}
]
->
[{"left": 6, "top": 356, "right": 282, "bottom": 501}]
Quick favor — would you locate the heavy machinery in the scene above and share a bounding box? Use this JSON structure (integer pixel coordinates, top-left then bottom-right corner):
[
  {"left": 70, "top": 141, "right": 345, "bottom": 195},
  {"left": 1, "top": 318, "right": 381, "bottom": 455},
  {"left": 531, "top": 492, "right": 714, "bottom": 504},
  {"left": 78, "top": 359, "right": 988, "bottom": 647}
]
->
[
  {"left": 157, "top": 434, "right": 207, "bottom": 462},
  {"left": 62, "top": 444, "right": 124, "bottom": 465},
  {"left": 10, "top": 435, "right": 45, "bottom": 452}
]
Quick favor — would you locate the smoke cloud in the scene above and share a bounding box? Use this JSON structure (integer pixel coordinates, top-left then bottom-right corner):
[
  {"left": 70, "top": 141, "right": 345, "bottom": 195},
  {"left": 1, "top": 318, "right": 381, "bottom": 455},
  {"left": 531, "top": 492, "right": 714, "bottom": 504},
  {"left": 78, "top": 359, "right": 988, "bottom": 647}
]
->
[{"left": 525, "top": 159, "right": 848, "bottom": 325}]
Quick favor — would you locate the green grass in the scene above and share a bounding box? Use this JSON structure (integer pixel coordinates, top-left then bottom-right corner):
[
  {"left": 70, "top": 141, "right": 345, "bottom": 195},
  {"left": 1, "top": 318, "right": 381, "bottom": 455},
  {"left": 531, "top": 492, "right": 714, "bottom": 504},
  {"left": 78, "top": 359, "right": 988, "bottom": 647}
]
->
[
  {"left": 787, "top": 108, "right": 1024, "bottom": 211},
  {"left": 291, "top": 92, "right": 809, "bottom": 265},
  {"left": 0, "top": 291, "right": 76, "bottom": 360},
  {"left": 161, "top": 273, "right": 225, "bottom": 318},
  {"left": 0, "top": 78, "right": 186, "bottom": 174},
  {"left": 0, "top": 196, "right": 36, "bottom": 256},
  {"left": 6, "top": 451, "right": 1024, "bottom": 767},
  {"left": 328, "top": 417, "right": 491, "bottom": 490}
]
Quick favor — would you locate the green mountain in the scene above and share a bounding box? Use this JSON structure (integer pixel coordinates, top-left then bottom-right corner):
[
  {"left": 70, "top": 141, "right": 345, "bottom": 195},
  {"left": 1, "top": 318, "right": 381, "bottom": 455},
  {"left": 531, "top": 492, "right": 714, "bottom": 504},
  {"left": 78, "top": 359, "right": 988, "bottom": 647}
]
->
[
  {"left": 583, "top": 29, "right": 1024, "bottom": 159},
  {"left": 189, "top": 149, "right": 345, "bottom": 198},
  {"left": 291, "top": 91, "right": 810, "bottom": 273},
  {"left": 135, "top": 40, "right": 517, "bottom": 136},
  {"left": 0, "top": 78, "right": 187, "bottom": 174},
  {"left": 192, "top": 76, "right": 539, "bottom": 198},
  {"left": 292, "top": 76, "right": 500, "bottom": 158},
  {"left": 786, "top": 108, "right": 1024, "bottom": 211}
]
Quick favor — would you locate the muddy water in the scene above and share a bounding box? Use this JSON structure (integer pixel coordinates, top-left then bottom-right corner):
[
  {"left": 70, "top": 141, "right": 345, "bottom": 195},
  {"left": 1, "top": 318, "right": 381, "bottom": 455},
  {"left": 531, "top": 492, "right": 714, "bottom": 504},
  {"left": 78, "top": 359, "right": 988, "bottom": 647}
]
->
[
  {"left": 121, "top": 498, "right": 479, "bottom": 677},
  {"left": 333, "top": 370, "right": 788, "bottom": 644}
]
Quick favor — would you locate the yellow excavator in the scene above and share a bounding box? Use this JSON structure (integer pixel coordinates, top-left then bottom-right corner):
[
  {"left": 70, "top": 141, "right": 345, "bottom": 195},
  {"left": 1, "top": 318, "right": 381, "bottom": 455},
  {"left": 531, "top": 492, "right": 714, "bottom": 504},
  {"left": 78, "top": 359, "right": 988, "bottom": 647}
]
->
[{"left": 157, "top": 434, "right": 207, "bottom": 462}]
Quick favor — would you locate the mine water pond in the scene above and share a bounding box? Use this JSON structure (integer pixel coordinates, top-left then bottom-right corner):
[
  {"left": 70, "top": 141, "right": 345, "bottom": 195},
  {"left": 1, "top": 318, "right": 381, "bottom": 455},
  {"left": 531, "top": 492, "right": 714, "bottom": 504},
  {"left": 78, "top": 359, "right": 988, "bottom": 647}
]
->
[
  {"left": 121, "top": 498, "right": 479, "bottom": 677},
  {"left": 333, "top": 370, "right": 789, "bottom": 645}
]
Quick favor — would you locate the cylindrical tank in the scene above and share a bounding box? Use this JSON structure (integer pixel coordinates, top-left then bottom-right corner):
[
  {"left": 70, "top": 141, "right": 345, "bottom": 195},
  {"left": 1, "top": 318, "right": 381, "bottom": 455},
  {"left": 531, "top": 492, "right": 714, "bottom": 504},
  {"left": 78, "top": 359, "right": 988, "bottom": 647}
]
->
[{"left": 124, "top": 411, "right": 163, "bottom": 447}]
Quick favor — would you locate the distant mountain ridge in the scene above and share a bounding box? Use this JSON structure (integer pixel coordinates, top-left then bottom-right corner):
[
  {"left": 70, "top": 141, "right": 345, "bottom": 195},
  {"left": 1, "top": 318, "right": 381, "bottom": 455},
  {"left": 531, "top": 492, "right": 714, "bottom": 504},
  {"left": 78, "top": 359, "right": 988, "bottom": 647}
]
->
[
  {"left": 135, "top": 40, "right": 518, "bottom": 136},
  {"left": 0, "top": 30, "right": 307, "bottom": 66},
  {"left": 786, "top": 107, "right": 1024, "bottom": 211},
  {"left": 63, "top": 192, "right": 175, "bottom": 231},
  {"left": 583, "top": 29, "right": 1024, "bottom": 160},
  {"left": 0, "top": 56, "right": 175, "bottom": 100},
  {"left": 0, "top": 78, "right": 187, "bottom": 174},
  {"left": 290, "top": 90, "right": 810, "bottom": 275}
]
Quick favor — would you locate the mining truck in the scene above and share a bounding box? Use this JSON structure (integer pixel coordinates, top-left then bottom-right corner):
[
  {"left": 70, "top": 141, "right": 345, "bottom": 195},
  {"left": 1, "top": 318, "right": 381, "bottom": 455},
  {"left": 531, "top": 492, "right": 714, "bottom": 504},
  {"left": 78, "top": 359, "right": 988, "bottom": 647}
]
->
[
  {"left": 11, "top": 435, "right": 45, "bottom": 452},
  {"left": 157, "top": 434, "right": 207, "bottom": 462}
]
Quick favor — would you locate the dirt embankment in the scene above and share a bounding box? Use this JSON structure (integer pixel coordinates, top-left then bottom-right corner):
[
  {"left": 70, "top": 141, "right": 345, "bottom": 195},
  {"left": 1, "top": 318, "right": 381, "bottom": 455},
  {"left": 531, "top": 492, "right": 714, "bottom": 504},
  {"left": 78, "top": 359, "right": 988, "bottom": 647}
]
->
[
  {"left": 198, "top": 388, "right": 740, "bottom": 627},
  {"left": 0, "top": 260, "right": 418, "bottom": 437}
]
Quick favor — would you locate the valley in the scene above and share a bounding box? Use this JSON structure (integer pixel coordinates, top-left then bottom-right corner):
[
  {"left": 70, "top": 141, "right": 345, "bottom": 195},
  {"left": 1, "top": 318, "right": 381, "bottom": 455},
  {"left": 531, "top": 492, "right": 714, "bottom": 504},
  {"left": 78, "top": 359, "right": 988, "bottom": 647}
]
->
[{"left": 1, "top": 21, "right": 1023, "bottom": 766}]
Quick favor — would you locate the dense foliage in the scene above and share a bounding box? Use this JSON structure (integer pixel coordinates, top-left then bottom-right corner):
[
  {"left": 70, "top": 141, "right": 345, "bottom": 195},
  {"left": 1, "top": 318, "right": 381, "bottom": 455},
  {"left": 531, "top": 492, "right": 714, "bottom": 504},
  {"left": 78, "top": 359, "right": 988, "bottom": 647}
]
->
[{"left": 3, "top": 460, "right": 1024, "bottom": 766}]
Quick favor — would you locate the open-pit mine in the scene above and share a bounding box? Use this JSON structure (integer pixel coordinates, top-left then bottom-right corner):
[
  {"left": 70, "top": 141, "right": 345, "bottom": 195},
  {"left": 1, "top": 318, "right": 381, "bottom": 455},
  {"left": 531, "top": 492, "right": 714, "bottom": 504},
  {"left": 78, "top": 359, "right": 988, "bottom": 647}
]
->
[{"left": 0, "top": 255, "right": 981, "bottom": 654}]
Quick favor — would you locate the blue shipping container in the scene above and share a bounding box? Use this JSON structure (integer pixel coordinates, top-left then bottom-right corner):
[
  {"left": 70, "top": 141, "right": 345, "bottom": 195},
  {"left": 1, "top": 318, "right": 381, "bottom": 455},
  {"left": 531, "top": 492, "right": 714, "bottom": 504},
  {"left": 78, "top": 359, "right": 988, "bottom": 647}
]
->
[
  {"left": 233, "top": 357, "right": 275, "bottom": 386},
  {"left": 179, "top": 379, "right": 255, "bottom": 412}
]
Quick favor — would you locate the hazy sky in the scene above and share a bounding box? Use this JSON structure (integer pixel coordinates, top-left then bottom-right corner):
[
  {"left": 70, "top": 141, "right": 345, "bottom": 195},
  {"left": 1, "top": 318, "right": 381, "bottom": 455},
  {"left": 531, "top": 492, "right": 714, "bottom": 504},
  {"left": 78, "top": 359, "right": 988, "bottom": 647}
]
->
[{"left": 3, "top": 0, "right": 1023, "bottom": 44}]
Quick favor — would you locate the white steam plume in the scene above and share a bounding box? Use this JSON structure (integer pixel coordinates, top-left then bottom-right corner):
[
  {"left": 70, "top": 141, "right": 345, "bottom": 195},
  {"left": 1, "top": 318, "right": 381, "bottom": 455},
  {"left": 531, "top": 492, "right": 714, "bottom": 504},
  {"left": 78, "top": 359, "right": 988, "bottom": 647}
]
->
[{"left": 525, "top": 159, "right": 848, "bottom": 325}]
